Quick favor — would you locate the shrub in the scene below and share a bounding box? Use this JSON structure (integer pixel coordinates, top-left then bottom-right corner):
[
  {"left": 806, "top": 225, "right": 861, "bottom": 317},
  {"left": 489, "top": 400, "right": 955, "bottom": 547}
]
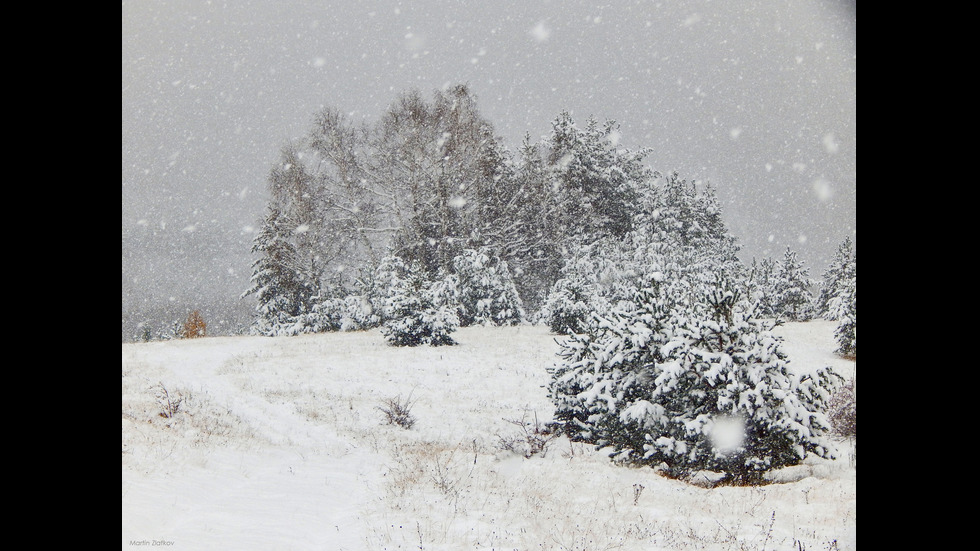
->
[
  {"left": 182, "top": 310, "right": 207, "bottom": 338},
  {"left": 155, "top": 383, "right": 184, "bottom": 418},
  {"left": 382, "top": 304, "right": 459, "bottom": 347},
  {"left": 378, "top": 393, "right": 417, "bottom": 429},
  {"left": 496, "top": 409, "right": 559, "bottom": 458},
  {"left": 134, "top": 322, "right": 153, "bottom": 342},
  {"left": 338, "top": 295, "right": 379, "bottom": 331},
  {"left": 827, "top": 377, "right": 856, "bottom": 438}
]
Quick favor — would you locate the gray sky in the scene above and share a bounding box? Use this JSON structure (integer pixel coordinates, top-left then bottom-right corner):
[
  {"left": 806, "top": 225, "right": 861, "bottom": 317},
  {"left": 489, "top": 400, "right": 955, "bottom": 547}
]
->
[{"left": 122, "top": 0, "right": 855, "bottom": 338}]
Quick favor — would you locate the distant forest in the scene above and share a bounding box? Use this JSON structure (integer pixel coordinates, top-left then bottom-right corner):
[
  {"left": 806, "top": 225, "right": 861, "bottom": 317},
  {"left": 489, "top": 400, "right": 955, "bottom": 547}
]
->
[{"left": 133, "top": 84, "right": 854, "bottom": 358}]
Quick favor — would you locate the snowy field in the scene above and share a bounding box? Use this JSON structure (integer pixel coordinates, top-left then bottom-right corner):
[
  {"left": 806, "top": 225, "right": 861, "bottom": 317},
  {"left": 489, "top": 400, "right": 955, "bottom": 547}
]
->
[{"left": 122, "top": 320, "right": 855, "bottom": 550}]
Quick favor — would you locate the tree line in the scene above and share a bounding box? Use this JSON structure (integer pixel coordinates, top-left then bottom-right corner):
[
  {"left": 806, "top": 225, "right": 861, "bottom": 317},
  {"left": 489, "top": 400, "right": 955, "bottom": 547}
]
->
[
  {"left": 241, "top": 84, "right": 854, "bottom": 356},
  {"left": 244, "top": 85, "right": 654, "bottom": 335}
]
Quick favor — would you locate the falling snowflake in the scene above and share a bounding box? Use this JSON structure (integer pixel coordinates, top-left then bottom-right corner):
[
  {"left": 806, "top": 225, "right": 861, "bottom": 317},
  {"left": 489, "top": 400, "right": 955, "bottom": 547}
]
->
[
  {"left": 530, "top": 22, "right": 550, "bottom": 42},
  {"left": 812, "top": 179, "right": 834, "bottom": 202},
  {"left": 709, "top": 417, "right": 745, "bottom": 455},
  {"left": 822, "top": 133, "right": 839, "bottom": 154}
]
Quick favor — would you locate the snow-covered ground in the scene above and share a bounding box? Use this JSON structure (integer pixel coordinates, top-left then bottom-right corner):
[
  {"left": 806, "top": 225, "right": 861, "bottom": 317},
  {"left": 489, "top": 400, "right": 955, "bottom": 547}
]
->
[{"left": 122, "top": 320, "right": 855, "bottom": 550}]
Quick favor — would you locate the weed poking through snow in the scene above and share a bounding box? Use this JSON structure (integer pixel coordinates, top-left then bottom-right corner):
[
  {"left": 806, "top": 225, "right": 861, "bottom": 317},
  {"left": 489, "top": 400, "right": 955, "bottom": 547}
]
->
[
  {"left": 378, "top": 392, "right": 418, "bottom": 429},
  {"left": 155, "top": 383, "right": 184, "bottom": 419},
  {"left": 495, "top": 409, "right": 558, "bottom": 458}
]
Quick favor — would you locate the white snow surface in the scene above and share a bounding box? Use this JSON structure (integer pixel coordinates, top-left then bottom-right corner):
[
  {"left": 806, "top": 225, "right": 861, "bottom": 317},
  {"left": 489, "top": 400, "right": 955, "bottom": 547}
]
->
[{"left": 122, "top": 320, "right": 855, "bottom": 550}]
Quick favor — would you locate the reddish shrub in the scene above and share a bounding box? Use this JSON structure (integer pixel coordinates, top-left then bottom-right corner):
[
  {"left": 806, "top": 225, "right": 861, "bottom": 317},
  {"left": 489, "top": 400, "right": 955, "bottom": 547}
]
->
[{"left": 182, "top": 310, "right": 207, "bottom": 339}]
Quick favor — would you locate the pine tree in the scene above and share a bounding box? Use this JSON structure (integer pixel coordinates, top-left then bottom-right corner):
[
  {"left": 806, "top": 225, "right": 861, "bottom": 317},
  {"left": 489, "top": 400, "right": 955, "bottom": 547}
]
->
[
  {"left": 242, "top": 208, "right": 318, "bottom": 336},
  {"left": 832, "top": 270, "right": 856, "bottom": 357},
  {"left": 368, "top": 255, "right": 413, "bottom": 325},
  {"left": 267, "top": 144, "right": 329, "bottom": 299},
  {"left": 451, "top": 248, "right": 525, "bottom": 326},
  {"left": 746, "top": 257, "right": 778, "bottom": 317},
  {"left": 548, "top": 277, "right": 842, "bottom": 485},
  {"left": 545, "top": 113, "right": 652, "bottom": 241},
  {"left": 334, "top": 294, "right": 378, "bottom": 332},
  {"left": 816, "top": 238, "right": 856, "bottom": 321},
  {"left": 538, "top": 169, "right": 746, "bottom": 331},
  {"left": 541, "top": 274, "right": 609, "bottom": 335},
  {"left": 771, "top": 247, "right": 814, "bottom": 321},
  {"left": 375, "top": 256, "right": 460, "bottom": 346}
]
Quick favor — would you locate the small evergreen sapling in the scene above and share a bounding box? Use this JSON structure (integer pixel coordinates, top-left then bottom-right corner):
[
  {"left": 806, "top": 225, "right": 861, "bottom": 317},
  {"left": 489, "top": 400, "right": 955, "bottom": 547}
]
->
[{"left": 135, "top": 322, "right": 153, "bottom": 342}]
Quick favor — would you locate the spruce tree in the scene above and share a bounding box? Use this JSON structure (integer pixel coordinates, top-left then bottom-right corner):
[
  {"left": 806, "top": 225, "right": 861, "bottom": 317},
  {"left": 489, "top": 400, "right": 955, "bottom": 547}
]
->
[
  {"left": 745, "top": 257, "right": 778, "bottom": 318},
  {"left": 539, "top": 168, "right": 746, "bottom": 331},
  {"left": 541, "top": 274, "right": 608, "bottom": 335}
]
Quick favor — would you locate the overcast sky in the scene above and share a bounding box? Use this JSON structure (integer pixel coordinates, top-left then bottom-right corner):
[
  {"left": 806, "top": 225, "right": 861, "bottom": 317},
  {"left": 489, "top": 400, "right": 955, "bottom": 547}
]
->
[{"left": 122, "top": 0, "right": 856, "bottom": 338}]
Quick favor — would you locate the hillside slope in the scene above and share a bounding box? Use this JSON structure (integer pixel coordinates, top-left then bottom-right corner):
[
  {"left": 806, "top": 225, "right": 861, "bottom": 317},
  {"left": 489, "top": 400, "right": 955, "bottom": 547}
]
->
[{"left": 122, "top": 322, "right": 855, "bottom": 550}]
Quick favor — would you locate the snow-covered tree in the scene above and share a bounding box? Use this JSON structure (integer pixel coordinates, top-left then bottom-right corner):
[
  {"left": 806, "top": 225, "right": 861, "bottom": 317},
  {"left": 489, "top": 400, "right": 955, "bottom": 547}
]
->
[
  {"left": 771, "top": 247, "right": 815, "bottom": 321},
  {"left": 303, "top": 85, "right": 540, "bottom": 288},
  {"left": 540, "top": 274, "right": 609, "bottom": 335},
  {"left": 483, "top": 135, "right": 565, "bottom": 313},
  {"left": 249, "top": 86, "right": 756, "bottom": 335},
  {"left": 538, "top": 169, "right": 746, "bottom": 333},
  {"left": 815, "top": 238, "right": 856, "bottom": 321},
  {"left": 307, "top": 106, "right": 384, "bottom": 272},
  {"left": 745, "top": 257, "right": 778, "bottom": 318},
  {"left": 545, "top": 113, "right": 652, "bottom": 241},
  {"left": 335, "top": 294, "right": 378, "bottom": 332},
  {"left": 373, "top": 86, "right": 513, "bottom": 276},
  {"left": 266, "top": 144, "right": 334, "bottom": 299},
  {"left": 375, "top": 256, "right": 460, "bottom": 346},
  {"left": 242, "top": 208, "right": 318, "bottom": 336},
  {"left": 548, "top": 277, "right": 842, "bottom": 485},
  {"left": 832, "top": 274, "right": 856, "bottom": 357},
  {"left": 367, "top": 255, "right": 412, "bottom": 325},
  {"left": 451, "top": 248, "right": 525, "bottom": 326}
]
